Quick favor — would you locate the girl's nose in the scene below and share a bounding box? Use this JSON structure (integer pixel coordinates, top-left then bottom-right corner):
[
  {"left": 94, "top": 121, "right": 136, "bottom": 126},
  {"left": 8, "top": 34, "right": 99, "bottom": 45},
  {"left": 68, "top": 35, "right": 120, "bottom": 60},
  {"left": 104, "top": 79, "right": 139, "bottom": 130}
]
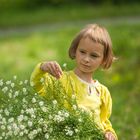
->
[{"left": 83, "top": 56, "right": 90, "bottom": 62}]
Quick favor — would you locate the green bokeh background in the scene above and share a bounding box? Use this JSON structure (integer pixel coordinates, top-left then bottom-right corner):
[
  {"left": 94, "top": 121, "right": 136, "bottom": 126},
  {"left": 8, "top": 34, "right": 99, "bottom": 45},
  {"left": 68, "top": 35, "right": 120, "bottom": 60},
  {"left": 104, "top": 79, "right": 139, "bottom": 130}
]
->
[{"left": 0, "top": 1, "right": 140, "bottom": 139}]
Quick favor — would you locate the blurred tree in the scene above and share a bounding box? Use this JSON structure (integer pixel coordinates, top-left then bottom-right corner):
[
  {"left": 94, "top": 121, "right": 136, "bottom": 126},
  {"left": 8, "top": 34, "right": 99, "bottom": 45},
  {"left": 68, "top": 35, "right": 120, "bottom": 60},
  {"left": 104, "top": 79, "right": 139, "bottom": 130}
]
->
[
  {"left": 112, "top": 0, "right": 140, "bottom": 5},
  {"left": 0, "top": 0, "right": 140, "bottom": 10}
]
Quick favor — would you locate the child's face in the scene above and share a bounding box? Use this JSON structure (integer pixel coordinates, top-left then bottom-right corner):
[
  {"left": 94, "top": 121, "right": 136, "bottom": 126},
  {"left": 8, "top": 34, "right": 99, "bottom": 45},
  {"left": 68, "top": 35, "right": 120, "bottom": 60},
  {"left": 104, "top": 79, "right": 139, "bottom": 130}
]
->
[{"left": 75, "top": 37, "right": 104, "bottom": 74}]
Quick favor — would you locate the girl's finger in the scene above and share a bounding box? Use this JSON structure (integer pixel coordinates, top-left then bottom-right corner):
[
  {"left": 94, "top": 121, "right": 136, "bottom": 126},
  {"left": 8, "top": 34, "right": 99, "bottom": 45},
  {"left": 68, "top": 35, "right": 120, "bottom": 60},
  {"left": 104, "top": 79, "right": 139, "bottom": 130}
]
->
[
  {"left": 54, "top": 62, "right": 63, "bottom": 75},
  {"left": 50, "top": 62, "right": 62, "bottom": 79},
  {"left": 105, "top": 132, "right": 115, "bottom": 140},
  {"left": 49, "top": 62, "right": 58, "bottom": 77},
  {"left": 105, "top": 133, "right": 109, "bottom": 140},
  {"left": 44, "top": 62, "right": 55, "bottom": 76},
  {"left": 111, "top": 135, "right": 115, "bottom": 140},
  {"left": 108, "top": 134, "right": 112, "bottom": 140}
]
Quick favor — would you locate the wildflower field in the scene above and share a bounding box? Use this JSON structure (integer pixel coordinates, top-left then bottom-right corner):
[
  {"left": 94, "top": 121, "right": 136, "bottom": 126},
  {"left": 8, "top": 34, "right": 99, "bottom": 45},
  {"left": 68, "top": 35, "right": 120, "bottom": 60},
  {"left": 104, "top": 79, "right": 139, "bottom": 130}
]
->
[
  {"left": 0, "top": 75, "right": 105, "bottom": 139},
  {"left": 0, "top": 3, "right": 140, "bottom": 140}
]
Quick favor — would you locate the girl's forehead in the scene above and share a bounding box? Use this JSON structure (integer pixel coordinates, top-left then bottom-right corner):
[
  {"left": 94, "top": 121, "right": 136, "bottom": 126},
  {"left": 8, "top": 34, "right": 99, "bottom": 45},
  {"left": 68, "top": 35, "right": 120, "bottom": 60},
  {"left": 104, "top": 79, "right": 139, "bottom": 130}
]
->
[
  {"left": 79, "top": 37, "right": 103, "bottom": 48},
  {"left": 78, "top": 37, "right": 104, "bottom": 52}
]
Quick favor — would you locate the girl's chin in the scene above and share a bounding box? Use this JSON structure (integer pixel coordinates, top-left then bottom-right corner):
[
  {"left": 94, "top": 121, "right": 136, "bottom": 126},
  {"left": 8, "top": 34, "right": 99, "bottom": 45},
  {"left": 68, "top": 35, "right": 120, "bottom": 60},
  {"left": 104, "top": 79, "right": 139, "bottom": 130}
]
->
[
  {"left": 75, "top": 66, "right": 93, "bottom": 74},
  {"left": 79, "top": 68, "right": 92, "bottom": 73}
]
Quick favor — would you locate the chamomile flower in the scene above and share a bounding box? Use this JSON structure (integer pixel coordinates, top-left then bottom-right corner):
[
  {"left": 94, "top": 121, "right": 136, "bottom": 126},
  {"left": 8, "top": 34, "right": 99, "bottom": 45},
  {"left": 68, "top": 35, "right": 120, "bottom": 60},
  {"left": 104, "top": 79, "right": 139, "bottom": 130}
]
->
[
  {"left": 28, "top": 121, "right": 33, "bottom": 127},
  {"left": 13, "top": 75, "right": 17, "bottom": 80},
  {"left": 52, "top": 100, "right": 57, "bottom": 105},
  {"left": 32, "top": 97, "right": 36, "bottom": 103},
  {"left": 0, "top": 79, "right": 3, "bottom": 86},
  {"left": 62, "top": 63, "right": 67, "bottom": 68},
  {"left": 19, "top": 81, "right": 23, "bottom": 85},
  {"left": 2, "top": 86, "right": 8, "bottom": 93},
  {"left": 24, "top": 80, "right": 28, "bottom": 84},
  {"left": 22, "top": 87, "right": 27, "bottom": 93},
  {"left": 6, "top": 80, "right": 11, "bottom": 85},
  {"left": 11, "top": 83, "right": 15, "bottom": 88},
  {"left": 40, "top": 77, "right": 45, "bottom": 83},
  {"left": 45, "top": 133, "right": 49, "bottom": 139},
  {"left": 39, "top": 101, "right": 44, "bottom": 107},
  {"left": 72, "top": 105, "right": 77, "bottom": 110},
  {"left": 0, "top": 75, "right": 105, "bottom": 140}
]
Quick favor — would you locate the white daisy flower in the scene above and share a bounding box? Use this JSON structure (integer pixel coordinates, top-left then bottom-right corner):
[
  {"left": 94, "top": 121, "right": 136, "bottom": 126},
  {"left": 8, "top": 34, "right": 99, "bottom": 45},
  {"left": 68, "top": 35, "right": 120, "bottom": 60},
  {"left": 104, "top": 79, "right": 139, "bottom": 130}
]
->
[
  {"left": 64, "top": 112, "right": 69, "bottom": 118},
  {"left": 52, "top": 100, "right": 57, "bottom": 105},
  {"left": 45, "top": 133, "right": 49, "bottom": 139},
  {"left": 28, "top": 121, "right": 33, "bottom": 127},
  {"left": 0, "top": 80, "right": 3, "bottom": 86},
  {"left": 62, "top": 63, "right": 67, "bottom": 68},
  {"left": 41, "top": 106, "right": 47, "bottom": 112},
  {"left": 2, "top": 86, "right": 8, "bottom": 93},
  {"left": 13, "top": 75, "right": 17, "bottom": 80},
  {"left": 23, "top": 88, "right": 27, "bottom": 93},
  {"left": 19, "top": 81, "right": 23, "bottom": 85},
  {"left": 40, "top": 77, "right": 44, "bottom": 83},
  {"left": 6, "top": 80, "right": 11, "bottom": 85},
  {"left": 72, "top": 105, "right": 77, "bottom": 110},
  {"left": 30, "top": 82, "right": 34, "bottom": 87},
  {"left": 24, "top": 80, "right": 28, "bottom": 84},
  {"left": 32, "top": 97, "right": 36, "bottom": 103},
  {"left": 39, "top": 101, "right": 44, "bottom": 107},
  {"left": 8, "top": 117, "right": 14, "bottom": 123},
  {"left": 4, "top": 108, "right": 9, "bottom": 116},
  {"left": 11, "top": 83, "right": 15, "bottom": 88},
  {"left": 1, "top": 125, "right": 6, "bottom": 130}
]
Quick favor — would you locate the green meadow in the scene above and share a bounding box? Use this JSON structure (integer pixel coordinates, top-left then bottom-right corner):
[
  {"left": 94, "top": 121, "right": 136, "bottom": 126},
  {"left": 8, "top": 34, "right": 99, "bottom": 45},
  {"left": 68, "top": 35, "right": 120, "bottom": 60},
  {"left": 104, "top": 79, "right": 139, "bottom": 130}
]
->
[{"left": 0, "top": 3, "right": 140, "bottom": 140}]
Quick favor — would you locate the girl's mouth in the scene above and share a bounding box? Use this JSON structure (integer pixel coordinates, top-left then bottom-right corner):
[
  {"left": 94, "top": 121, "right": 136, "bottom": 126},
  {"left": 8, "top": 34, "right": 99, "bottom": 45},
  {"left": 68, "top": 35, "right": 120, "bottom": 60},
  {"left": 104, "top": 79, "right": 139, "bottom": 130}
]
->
[{"left": 81, "top": 64, "right": 90, "bottom": 68}]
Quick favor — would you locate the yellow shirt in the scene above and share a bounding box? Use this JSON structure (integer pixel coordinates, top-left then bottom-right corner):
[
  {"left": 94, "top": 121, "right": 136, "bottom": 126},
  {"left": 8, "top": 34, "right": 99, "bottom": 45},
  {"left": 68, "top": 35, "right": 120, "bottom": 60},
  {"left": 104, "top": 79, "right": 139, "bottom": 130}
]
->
[{"left": 30, "top": 63, "right": 118, "bottom": 139}]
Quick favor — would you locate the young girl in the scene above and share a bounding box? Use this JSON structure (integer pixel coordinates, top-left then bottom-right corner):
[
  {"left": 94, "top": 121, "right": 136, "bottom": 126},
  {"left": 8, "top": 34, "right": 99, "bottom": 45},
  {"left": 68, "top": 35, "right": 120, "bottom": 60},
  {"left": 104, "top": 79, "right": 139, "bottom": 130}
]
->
[{"left": 30, "top": 24, "right": 118, "bottom": 140}]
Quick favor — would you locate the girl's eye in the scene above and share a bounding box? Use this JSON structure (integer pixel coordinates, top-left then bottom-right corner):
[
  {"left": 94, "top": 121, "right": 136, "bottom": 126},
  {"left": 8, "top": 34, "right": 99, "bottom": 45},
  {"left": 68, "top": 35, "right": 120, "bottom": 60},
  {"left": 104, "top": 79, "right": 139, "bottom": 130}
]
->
[
  {"left": 91, "top": 54, "right": 98, "bottom": 58},
  {"left": 80, "top": 50, "right": 86, "bottom": 54}
]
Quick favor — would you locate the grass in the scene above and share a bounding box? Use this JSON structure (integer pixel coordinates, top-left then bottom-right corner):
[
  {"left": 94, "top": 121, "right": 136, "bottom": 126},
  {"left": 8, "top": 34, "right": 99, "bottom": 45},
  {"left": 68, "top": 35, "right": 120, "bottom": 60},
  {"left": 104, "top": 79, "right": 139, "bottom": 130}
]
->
[
  {"left": 0, "top": 23, "right": 140, "bottom": 139},
  {"left": 0, "top": 3, "right": 140, "bottom": 140},
  {"left": 0, "top": 3, "right": 140, "bottom": 28}
]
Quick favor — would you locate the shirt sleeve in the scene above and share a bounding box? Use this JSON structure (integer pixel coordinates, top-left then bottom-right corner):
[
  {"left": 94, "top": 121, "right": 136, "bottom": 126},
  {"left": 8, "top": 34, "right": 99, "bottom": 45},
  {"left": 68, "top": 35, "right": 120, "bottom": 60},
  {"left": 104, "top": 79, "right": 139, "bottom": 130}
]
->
[{"left": 100, "top": 86, "right": 118, "bottom": 140}]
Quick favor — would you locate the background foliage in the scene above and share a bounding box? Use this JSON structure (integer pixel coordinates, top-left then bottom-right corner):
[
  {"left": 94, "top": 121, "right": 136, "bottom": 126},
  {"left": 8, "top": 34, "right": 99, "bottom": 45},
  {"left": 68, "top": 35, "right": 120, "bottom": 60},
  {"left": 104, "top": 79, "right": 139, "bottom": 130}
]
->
[
  {"left": 0, "top": 1, "right": 140, "bottom": 140},
  {"left": 0, "top": 0, "right": 140, "bottom": 9}
]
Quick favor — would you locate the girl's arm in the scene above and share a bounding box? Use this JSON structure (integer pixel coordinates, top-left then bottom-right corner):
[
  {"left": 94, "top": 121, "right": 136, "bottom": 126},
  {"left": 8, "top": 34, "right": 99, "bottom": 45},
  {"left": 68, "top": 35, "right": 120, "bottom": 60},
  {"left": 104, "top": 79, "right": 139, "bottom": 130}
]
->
[
  {"left": 40, "top": 61, "right": 62, "bottom": 79},
  {"left": 100, "top": 86, "right": 118, "bottom": 140},
  {"left": 30, "top": 61, "right": 62, "bottom": 95}
]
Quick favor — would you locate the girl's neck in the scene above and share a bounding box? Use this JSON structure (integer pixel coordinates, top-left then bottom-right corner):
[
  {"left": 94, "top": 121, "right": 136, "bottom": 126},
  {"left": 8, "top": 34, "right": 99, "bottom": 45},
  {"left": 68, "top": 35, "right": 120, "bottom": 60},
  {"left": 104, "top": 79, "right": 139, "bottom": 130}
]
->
[{"left": 74, "top": 68, "right": 94, "bottom": 84}]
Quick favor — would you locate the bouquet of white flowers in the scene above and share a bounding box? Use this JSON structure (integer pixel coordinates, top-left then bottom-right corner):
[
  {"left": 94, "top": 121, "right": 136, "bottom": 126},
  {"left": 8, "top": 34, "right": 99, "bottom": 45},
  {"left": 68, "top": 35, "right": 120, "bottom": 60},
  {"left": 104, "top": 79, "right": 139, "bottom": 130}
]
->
[{"left": 0, "top": 75, "right": 105, "bottom": 140}]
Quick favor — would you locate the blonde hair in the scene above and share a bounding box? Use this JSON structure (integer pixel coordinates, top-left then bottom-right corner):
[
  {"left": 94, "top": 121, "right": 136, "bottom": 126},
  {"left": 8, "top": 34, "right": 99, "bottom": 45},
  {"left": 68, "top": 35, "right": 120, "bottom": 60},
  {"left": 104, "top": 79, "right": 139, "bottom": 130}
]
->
[{"left": 69, "top": 24, "right": 114, "bottom": 69}]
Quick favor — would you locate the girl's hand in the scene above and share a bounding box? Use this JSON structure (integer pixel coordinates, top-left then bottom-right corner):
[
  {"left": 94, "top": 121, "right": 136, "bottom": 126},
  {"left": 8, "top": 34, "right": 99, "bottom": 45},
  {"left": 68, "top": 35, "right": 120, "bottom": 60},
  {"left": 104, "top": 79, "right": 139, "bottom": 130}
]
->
[
  {"left": 105, "top": 131, "right": 116, "bottom": 140},
  {"left": 40, "top": 61, "right": 63, "bottom": 79}
]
